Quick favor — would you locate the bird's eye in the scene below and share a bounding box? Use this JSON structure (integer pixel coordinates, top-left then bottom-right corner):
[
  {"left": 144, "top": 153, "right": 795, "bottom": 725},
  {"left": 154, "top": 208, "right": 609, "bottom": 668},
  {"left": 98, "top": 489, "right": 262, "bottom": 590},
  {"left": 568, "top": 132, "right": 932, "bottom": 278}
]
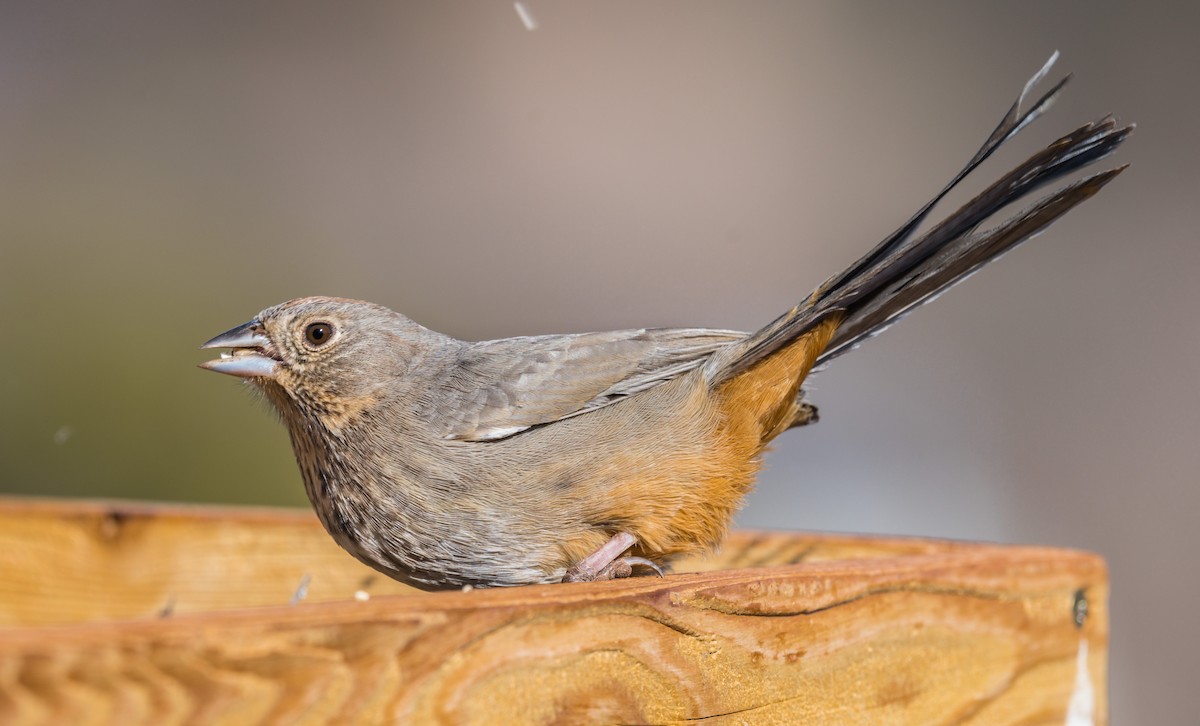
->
[{"left": 304, "top": 322, "right": 334, "bottom": 347}]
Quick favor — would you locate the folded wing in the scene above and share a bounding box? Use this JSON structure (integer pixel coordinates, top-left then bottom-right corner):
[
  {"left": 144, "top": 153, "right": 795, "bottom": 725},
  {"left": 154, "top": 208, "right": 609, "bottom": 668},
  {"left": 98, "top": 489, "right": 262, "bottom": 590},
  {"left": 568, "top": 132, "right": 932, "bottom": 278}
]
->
[{"left": 428, "top": 328, "right": 746, "bottom": 441}]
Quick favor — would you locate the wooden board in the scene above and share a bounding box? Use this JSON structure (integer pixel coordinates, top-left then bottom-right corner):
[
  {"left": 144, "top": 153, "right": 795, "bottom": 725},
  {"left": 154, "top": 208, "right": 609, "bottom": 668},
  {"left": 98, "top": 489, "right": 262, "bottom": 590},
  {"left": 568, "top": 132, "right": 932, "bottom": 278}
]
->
[{"left": 0, "top": 498, "right": 1106, "bottom": 724}]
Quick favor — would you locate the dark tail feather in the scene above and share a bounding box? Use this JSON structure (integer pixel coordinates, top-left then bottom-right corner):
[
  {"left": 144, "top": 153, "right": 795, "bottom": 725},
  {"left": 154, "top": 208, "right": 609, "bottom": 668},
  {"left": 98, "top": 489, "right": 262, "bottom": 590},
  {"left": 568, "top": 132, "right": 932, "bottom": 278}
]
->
[
  {"left": 705, "top": 54, "right": 1132, "bottom": 385},
  {"left": 818, "top": 162, "right": 1126, "bottom": 362},
  {"left": 817, "top": 52, "right": 1070, "bottom": 303}
]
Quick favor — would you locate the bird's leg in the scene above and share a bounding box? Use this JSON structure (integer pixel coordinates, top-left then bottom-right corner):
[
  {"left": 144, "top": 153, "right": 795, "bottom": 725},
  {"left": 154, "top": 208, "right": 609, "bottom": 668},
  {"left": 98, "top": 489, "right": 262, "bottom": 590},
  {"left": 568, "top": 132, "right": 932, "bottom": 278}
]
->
[{"left": 563, "top": 532, "right": 665, "bottom": 583}]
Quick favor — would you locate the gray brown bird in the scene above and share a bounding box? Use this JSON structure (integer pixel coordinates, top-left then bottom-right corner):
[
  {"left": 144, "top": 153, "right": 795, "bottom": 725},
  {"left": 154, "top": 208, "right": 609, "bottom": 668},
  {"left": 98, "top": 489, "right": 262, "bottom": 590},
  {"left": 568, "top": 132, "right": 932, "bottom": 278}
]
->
[{"left": 201, "top": 56, "right": 1130, "bottom": 590}]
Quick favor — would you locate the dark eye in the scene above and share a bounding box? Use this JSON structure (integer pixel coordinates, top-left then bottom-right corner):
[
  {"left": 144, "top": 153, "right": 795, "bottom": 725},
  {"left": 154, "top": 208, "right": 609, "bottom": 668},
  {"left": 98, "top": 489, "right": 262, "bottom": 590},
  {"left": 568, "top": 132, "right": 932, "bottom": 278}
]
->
[{"left": 305, "top": 322, "right": 334, "bottom": 347}]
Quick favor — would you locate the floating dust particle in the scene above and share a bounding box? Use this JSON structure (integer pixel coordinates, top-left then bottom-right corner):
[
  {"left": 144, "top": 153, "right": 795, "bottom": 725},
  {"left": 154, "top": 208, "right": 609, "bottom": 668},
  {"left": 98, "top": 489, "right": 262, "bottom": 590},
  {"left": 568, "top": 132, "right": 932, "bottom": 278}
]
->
[
  {"left": 514, "top": 2, "right": 538, "bottom": 31},
  {"left": 290, "top": 573, "right": 312, "bottom": 605}
]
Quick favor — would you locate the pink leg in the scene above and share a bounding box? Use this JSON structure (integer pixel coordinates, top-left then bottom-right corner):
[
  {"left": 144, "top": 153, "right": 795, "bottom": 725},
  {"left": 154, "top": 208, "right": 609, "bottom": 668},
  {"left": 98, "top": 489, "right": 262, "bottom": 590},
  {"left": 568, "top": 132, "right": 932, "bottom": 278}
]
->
[{"left": 563, "top": 532, "right": 665, "bottom": 583}]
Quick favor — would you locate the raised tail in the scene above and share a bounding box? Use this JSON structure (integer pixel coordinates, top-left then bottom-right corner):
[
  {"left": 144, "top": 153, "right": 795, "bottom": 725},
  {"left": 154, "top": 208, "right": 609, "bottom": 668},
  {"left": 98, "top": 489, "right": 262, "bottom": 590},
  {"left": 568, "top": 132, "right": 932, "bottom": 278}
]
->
[{"left": 704, "top": 53, "right": 1132, "bottom": 392}]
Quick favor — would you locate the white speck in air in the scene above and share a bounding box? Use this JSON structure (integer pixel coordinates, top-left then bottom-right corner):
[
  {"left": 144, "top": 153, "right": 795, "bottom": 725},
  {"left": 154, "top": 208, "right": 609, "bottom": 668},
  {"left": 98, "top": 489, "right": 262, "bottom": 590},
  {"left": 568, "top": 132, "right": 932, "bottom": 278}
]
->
[{"left": 514, "top": 2, "right": 538, "bottom": 31}]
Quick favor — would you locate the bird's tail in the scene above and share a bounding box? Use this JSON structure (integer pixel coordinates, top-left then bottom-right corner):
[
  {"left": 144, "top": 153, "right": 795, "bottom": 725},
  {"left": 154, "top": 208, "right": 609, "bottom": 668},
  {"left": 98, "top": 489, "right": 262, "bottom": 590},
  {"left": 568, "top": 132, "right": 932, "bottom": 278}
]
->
[{"left": 704, "top": 53, "right": 1132, "bottom": 394}]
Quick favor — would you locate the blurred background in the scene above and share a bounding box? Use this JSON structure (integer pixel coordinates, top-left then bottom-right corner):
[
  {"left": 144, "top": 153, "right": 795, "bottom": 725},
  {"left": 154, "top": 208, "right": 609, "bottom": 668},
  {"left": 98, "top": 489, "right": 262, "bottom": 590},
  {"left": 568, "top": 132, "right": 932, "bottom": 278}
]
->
[{"left": 1, "top": 1, "right": 1195, "bottom": 720}]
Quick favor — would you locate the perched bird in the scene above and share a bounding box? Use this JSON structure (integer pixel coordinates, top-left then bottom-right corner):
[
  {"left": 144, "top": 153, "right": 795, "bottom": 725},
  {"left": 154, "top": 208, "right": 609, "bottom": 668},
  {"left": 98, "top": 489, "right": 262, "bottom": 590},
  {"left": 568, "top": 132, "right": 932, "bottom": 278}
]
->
[{"left": 201, "top": 55, "right": 1130, "bottom": 590}]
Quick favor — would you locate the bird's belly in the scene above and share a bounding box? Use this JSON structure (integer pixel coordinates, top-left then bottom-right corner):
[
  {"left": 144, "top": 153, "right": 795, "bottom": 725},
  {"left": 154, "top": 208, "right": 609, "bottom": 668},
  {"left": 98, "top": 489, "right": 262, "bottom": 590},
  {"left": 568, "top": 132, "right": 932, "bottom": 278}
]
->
[{"left": 300, "top": 465, "right": 563, "bottom": 590}]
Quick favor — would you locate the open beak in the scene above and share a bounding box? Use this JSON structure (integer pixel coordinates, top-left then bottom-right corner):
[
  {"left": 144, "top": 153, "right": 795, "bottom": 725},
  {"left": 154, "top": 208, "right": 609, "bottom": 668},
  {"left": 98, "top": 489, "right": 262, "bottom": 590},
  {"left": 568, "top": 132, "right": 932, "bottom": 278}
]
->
[{"left": 198, "top": 320, "right": 279, "bottom": 378}]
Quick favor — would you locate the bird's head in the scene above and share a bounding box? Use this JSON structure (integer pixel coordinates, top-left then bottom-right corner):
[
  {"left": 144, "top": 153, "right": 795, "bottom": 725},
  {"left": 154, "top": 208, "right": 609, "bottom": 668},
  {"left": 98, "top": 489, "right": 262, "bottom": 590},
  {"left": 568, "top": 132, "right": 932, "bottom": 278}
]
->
[{"left": 200, "top": 296, "right": 436, "bottom": 431}]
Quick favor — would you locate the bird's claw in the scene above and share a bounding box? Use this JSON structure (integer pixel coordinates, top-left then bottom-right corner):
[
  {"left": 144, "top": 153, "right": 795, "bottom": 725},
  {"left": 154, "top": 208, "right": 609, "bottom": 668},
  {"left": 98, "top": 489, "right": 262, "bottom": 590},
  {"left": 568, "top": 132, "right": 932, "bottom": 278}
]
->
[
  {"left": 619, "top": 556, "right": 665, "bottom": 578},
  {"left": 563, "top": 555, "right": 665, "bottom": 583}
]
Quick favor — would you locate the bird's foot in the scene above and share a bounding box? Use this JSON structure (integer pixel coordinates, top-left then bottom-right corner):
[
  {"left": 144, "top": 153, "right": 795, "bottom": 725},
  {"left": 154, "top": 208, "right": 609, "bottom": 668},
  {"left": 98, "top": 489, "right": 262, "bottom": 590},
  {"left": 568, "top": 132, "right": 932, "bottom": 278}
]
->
[
  {"left": 562, "top": 532, "right": 665, "bottom": 583},
  {"left": 565, "top": 556, "right": 664, "bottom": 583}
]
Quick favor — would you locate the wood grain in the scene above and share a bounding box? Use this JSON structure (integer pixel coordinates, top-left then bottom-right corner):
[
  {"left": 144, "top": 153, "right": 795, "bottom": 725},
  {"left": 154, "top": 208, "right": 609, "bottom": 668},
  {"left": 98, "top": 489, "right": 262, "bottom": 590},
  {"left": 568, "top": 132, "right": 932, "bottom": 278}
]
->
[{"left": 0, "top": 498, "right": 1107, "bottom": 724}]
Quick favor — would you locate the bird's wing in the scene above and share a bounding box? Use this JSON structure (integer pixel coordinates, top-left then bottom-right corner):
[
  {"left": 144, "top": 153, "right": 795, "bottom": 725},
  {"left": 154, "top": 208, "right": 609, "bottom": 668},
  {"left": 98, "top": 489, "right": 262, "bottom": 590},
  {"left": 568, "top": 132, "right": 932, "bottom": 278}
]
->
[{"left": 425, "top": 327, "right": 747, "bottom": 441}]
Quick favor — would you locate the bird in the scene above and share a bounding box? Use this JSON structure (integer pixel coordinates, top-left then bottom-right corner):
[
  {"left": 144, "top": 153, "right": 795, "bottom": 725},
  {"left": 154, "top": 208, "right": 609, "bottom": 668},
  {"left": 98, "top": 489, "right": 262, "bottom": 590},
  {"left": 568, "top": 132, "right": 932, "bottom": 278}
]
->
[{"left": 200, "top": 55, "right": 1130, "bottom": 590}]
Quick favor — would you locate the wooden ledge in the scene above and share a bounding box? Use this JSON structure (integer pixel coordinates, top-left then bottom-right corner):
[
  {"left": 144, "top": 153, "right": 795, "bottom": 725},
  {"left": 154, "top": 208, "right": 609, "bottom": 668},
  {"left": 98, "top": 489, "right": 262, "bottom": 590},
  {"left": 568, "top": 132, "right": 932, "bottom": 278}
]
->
[{"left": 0, "top": 498, "right": 1106, "bottom": 724}]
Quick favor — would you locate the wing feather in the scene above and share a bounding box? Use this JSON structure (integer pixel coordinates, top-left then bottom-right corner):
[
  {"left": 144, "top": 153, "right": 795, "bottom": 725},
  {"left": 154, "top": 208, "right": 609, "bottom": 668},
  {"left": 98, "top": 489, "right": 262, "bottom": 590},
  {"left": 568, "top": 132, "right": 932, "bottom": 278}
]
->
[{"left": 426, "top": 328, "right": 745, "bottom": 441}]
